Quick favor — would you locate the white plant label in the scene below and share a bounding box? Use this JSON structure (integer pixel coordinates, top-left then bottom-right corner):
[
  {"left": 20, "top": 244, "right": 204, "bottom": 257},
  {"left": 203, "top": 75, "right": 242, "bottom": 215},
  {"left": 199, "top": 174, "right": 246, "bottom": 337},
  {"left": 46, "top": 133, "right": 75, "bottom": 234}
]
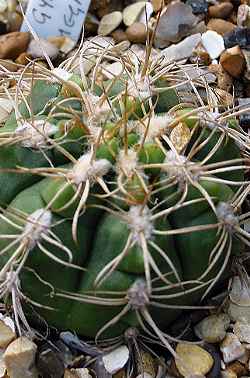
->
[{"left": 21, "top": 0, "right": 91, "bottom": 42}]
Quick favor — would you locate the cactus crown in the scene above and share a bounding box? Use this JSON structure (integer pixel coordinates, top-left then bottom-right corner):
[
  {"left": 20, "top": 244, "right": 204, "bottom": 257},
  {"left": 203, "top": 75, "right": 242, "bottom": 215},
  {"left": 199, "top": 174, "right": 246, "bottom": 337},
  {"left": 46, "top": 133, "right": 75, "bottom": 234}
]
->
[{"left": 0, "top": 36, "right": 249, "bottom": 355}]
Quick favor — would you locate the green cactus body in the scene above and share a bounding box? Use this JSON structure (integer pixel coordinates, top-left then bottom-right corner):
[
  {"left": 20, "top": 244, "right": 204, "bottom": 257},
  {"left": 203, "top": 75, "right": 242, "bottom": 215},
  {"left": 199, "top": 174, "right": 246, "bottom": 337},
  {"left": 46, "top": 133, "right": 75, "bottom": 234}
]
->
[{"left": 0, "top": 45, "right": 248, "bottom": 345}]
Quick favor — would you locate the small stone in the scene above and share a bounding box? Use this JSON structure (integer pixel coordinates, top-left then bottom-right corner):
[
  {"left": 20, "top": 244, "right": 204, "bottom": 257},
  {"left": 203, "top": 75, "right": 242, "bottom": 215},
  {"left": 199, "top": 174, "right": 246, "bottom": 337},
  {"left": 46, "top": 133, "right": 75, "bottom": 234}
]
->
[
  {"left": 15, "top": 52, "right": 31, "bottom": 65},
  {"left": 221, "top": 369, "right": 237, "bottom": 378},
  {"left": 92, "top": 356, "right": 113, "bottom": 378},
  {"left": 111, "top": 29, "right": 128, "bottom": 43},
  {"left": 227, "top": 361, "right": 248, "bottom": 377},
  {"left": 195, "top": 314, "right": 230, "bottom": 343},
  {"left": 237, "top": 346, "right": 250, "bottom": 364},
  {"left": 233, "top": 322, "right": 250, "bottom": 343},
  {"left": 220, "top": 333, "right": 245, "bottom": 364},
  {"left": 103, "top": 345, "right": 129, "bottom": 375},
  {"left": 228, "top": 301, "right": 250, "bottom": 323},
  {"left": 4, "top": 337, "right": 38, "bottom": 378},
  {"left": 0, "top": 31, "right": 30, "bottom": 59},
  {"left": 0, "top": 320, "right": 15, "bottom": 349},
  {"left": 27, "top": 38, "right": 59, "bottom": 60},
  {"left": 64, "top": 368, "right": 92, "bottom": 377},
  {"left": 123, "top": 2, "right": 147, "bottom": 27},
  {"left": 98, "top": 11, "right": 123, "bottom": 36},
  {"left": 138, "top": 2, "right": 154, "bottom": 25},
  {"left": 155, "top": 1, "right": 198, "bottom": 47},
  {"left": 229, "top": 275, "right": 250, "bottom": 307},
  {"left": 161, "top": 33, "right": 202, "bottom": 62},
  {"left": 237, "top": 5, "right": 250, "bottom": 27},
  {"left": 190, "top": 21, "right": 207, "bottom": 35},
  {"left": 0, "top": 316, "right": 15, "bottom": 334},
  {"left": 126, "top": 22, "right": 147, "bottom": 44},
  {"left": 151, "top": 0, "right": 163, "bottom": 12},
  {"left": 207, "top": 19, "right": 236, "bottom": 35},
  {"left": 220, "top": 45, "right": 246, "bottom": 77},
  {"left": 224, "top": 27, "right": 250, "bottom": 49},
  {"left": 186, "top": 0, "right": 208, "bottom": 15},
  {"left": 175, "top": 343, "right": 214, "bottom": 377},
  {"left": 202, "top": 30, "right": 225, "bottom": 59},
  {"left": 8, "top": 12, "right": 23, "bottom": 32},
  {"left": 208, "top": 3, "right": 233, "bottom": 19}
]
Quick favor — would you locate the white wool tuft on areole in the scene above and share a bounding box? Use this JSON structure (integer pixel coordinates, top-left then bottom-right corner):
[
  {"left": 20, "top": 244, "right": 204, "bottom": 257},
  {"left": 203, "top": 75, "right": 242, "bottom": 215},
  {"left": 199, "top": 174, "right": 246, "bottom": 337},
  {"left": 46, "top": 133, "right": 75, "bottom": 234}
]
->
[
  {"left": 69, "top": 153, "right": 112, "bottom": 185},
  {"left": 23, "top": 209, "right": 52, "bottom": 251},
  {"left": 51, "top": 67, "right": 72, "bottom": 81},
  {"left": 87, "top": 94, "right": 112, "bottom": 127},
  {"left": 117, "top": 149, "right": 138, "bottom": 177},
  {"left": 128, "top": 206, "right": 153, "bottom": 243},
  {"left": 128, "top": 75, "right": 151, "bottom": 100},
  {"left": 162, "top": 150, "right": 187, "bottom": 178},
  {"left": 199, "top": 110, "right": 223, "bottom": 129},
  {"left": 136, "top": 114, "right": 174, "bottom": 142},
  {"left": 15, "top": 120, "right": 58, "bottom": 149},
  {"left": 216, "top": 202, "right": 238, "bottom": 230}
]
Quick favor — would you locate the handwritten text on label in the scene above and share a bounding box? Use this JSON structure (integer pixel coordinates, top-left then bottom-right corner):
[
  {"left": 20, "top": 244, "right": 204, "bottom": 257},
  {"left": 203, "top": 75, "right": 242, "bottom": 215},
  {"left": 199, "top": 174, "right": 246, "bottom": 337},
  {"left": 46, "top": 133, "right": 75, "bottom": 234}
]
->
[{"left": 21, "top": 0, "right": 91, "bottom": 42}]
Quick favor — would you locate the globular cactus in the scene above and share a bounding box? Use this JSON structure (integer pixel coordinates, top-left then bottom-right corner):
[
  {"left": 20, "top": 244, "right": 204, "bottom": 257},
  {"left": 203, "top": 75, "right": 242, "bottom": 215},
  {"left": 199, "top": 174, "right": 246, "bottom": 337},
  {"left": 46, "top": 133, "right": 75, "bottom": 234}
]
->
[{"left": 0, "top": 38, "right": 249, "bottom": 351}]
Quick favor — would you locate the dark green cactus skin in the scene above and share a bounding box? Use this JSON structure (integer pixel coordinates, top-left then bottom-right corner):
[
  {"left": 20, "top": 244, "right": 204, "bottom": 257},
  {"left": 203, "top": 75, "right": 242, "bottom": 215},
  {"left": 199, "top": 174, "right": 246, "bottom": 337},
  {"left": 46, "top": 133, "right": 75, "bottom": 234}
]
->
[
  {"left": 0, "top": 73, "right": 246, "bottom": 339},
  {"left": 0, "top": 175, "right": 239, "bottom": 337}
]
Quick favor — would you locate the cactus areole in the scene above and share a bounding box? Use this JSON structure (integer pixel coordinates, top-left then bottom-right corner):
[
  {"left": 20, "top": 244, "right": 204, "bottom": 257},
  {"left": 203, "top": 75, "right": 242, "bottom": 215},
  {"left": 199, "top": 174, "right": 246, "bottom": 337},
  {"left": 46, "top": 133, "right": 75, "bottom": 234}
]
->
[{"left": 0, "top": 43, "right": 249, "bottom": 345}]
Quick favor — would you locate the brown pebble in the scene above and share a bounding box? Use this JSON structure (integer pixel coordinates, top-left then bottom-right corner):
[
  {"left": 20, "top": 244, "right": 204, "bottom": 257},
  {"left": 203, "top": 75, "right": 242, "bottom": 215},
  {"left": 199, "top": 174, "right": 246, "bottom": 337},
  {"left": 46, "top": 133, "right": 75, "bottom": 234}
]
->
[
  {"left": 220, "top": 45, "right": 246, "bottom": 78},
  {"left": 15, "top": 52, "right": 32, "bottom": 65},
  {"left": 8, "top": 12, "right": 23, "bottom": 32},
  {"left": 227, "top": 361, "right": 248, "bottom": 377},
  {"left": 151, "top": 0, "right": 163, "bottom": 12},
  {"left": 126, "top": 22, "right": 147, "bottom": 44},
  {"left": 111, "top": 29, "right": 128, "bottom": 43},
  {"left": 207, "top": 18, "right": 236, "bottom": 35},
  {"left": 0, "top": 321, "right": 15, "bottom": 349},
  {"left": 0, "top": 32, "right": 30, "bottom": 60},
  {"left": 208, "top": 2, "right": 234, "bottom": 19}
]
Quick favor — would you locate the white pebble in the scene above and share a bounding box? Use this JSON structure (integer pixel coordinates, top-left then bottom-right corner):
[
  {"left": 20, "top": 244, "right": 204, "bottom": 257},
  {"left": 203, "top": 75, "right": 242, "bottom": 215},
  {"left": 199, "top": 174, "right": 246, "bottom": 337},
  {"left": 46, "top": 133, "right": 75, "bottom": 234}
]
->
[{"left": 202, "top": 30, "right": 225, "bottom": 59}]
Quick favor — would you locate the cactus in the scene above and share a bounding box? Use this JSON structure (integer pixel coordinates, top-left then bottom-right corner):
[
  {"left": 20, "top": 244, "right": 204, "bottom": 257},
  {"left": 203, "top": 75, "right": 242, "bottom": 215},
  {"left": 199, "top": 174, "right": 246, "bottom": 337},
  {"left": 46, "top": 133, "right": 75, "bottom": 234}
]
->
[{"left": 0, "top": 39, "right": 249, "bottom": 351}]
